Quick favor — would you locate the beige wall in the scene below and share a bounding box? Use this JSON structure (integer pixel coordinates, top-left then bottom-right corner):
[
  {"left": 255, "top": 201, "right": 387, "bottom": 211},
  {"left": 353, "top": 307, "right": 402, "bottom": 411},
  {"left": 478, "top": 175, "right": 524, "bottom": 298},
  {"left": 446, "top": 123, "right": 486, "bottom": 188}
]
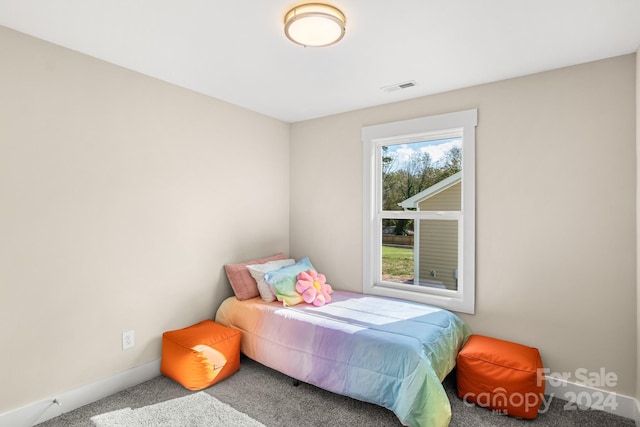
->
[
  {"left": 291, "top": 54, "right": 637, "bottom": 396},
  {"left": 0, "top": 26, "right": 289, "bottom": 413},
  {"left": 636, "top": 47, "right": 640, "bottom": 401}
]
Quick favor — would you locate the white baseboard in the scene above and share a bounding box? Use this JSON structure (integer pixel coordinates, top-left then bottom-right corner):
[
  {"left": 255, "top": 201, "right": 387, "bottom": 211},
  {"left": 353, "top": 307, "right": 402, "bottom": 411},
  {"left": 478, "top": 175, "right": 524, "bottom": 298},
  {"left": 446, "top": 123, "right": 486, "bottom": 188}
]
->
[
  {"left": 0, "top": 359, "right": 161, "bottom": 427},
  {"left": 544, "top": 375, "right": 640, "bottom": 424}
]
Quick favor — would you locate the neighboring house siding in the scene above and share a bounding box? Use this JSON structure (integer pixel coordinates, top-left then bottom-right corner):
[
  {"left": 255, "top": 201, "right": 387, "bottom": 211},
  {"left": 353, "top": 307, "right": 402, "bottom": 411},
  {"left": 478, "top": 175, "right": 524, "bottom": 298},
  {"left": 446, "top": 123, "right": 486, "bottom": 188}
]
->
[
  {"left": 418, "top": 219, "right": 458, "bottom": 289},
  {"left": 419, "top": 182, "right": 461, "bottom": 211},
  {"left": 417, "top": 182, "right": 461, "bottom": 290}
]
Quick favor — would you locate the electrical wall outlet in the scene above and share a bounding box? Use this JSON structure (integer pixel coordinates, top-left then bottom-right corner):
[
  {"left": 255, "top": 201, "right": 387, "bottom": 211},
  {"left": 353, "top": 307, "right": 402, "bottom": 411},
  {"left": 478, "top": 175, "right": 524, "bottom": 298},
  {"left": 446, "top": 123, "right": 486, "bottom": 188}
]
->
[{"left": 122, "top": 330, "right": 135, "bottom": 350}]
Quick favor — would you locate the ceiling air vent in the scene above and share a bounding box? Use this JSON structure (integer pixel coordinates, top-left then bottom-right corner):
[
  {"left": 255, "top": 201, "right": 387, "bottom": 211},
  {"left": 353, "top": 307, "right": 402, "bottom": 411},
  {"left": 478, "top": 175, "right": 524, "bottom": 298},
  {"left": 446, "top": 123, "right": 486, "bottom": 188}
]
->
[{"left": 381, "top": 80, "right": 419, "bottom": 93}]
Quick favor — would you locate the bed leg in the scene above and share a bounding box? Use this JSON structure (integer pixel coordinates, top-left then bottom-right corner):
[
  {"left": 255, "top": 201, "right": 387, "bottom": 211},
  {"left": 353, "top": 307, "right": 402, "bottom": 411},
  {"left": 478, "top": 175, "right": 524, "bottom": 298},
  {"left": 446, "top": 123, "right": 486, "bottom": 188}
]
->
[{"left": 292, "top": 379, "right": 300, "bottom": 387}]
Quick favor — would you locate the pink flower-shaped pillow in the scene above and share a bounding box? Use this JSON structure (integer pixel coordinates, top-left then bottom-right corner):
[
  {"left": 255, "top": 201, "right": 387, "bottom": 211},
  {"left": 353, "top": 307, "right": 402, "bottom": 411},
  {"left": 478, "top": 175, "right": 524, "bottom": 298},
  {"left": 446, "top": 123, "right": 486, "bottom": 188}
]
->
[{"left": 295, "top": 270, "right": 333, "bottom": 306}]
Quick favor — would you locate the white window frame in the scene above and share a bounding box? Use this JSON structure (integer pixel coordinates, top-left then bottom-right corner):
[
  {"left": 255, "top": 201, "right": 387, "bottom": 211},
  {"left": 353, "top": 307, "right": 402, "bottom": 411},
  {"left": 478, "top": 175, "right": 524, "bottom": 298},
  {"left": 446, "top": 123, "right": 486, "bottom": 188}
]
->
[{"left": 362, "top": 109, "right": 477, "bottom": 314}]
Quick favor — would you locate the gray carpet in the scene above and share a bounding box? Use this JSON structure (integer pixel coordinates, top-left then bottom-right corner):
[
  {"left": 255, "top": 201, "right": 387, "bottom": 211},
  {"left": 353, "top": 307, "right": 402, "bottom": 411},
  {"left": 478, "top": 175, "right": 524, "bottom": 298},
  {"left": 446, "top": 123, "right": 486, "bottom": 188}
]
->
[{"left": 37, "top": 356, "right": 634, "bottom": 427}]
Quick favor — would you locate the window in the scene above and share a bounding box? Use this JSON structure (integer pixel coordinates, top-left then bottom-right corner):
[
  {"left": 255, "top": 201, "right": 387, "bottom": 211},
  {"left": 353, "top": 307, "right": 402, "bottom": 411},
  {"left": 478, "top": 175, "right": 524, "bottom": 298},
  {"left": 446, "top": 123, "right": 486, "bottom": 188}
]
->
[{"left": 362, "top": 109, "right": 477, "bottom": 314}]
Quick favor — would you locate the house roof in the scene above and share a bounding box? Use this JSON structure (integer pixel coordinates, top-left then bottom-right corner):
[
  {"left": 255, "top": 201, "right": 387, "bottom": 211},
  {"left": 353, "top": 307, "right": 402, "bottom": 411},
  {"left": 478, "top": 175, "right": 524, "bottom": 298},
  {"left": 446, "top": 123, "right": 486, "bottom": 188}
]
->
[
  {"left": 1, "top": 2, "right": 639, "bottom": 123},
  {"left": 398, "top": 171, "right": 461, "bottom": 210}
]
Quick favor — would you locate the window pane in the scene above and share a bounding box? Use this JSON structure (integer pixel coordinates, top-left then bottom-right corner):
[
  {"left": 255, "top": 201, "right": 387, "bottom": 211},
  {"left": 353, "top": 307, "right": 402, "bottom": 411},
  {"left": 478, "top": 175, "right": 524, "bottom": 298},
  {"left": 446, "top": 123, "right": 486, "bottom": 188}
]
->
[
  {"left": 381, "top": 138, "right": 461, "bottom": 214},
  {"left": 380, "top": 238, "right": 414, "bottom": 284},
  {"left": 381, "top": 219, "right": 459, "bottom": 290},
  {"left": 416, "top": 219, "right": 458, "bottom": 291}
]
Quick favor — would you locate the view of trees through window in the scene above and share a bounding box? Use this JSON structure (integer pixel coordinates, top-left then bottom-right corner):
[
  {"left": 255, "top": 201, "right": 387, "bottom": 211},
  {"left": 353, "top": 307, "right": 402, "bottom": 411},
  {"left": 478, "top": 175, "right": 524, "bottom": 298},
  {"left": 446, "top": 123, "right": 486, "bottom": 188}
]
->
[{"left": 381, "top": 137, "right": 462, "bottom": 286}]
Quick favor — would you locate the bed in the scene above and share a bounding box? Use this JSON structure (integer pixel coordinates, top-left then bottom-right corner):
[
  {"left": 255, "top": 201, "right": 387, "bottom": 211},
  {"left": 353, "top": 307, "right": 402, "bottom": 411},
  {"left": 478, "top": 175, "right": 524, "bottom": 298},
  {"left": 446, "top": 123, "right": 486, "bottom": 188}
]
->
[{"left": 215, "top": 290, "right": 470, "bottom": 427}]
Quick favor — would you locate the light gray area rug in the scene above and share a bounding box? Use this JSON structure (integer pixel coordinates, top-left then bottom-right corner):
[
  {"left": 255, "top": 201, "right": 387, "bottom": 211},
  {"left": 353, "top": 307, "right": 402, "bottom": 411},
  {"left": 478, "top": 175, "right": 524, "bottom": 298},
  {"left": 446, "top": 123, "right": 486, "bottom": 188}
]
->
[{"left": 90, "top": 391, "right": 265, "bottom": 427}]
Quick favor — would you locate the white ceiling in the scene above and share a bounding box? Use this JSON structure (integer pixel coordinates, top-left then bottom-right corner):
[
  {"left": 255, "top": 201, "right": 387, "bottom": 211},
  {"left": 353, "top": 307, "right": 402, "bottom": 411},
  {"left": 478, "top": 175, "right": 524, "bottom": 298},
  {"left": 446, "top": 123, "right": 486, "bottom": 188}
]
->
[{"left": 1, "top": 1, "right": 639, "bottom": 123}]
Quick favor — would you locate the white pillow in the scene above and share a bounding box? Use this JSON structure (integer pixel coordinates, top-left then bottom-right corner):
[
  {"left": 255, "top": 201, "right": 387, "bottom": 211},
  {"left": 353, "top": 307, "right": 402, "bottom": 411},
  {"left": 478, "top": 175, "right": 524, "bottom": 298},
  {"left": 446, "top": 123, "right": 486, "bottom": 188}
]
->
[{"left": 247, "top": 259, "right": 295, "bottom": 302}]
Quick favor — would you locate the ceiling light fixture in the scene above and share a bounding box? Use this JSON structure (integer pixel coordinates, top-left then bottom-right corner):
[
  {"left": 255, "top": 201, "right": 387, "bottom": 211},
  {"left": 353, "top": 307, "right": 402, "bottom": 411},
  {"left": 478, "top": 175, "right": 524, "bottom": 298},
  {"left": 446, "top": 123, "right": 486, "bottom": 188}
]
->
[{"left": 284, "top": 3, "right": 346, "bottom": 47}]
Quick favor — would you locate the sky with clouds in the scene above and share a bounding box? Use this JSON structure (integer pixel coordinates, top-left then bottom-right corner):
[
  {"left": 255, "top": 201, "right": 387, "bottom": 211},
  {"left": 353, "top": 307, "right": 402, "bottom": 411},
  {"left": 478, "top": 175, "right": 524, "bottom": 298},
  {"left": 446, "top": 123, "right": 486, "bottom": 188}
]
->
[{"left": 385, "top": 137, "right": 461, "bottom": 169}]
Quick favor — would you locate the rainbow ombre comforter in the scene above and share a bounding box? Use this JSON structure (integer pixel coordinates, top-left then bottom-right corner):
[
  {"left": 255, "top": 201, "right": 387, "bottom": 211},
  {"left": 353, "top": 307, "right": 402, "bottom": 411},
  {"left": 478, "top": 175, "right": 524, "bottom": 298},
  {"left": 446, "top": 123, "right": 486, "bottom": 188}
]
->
[{"left": 215, "top": 291, "right": 470, "bottom": 426}]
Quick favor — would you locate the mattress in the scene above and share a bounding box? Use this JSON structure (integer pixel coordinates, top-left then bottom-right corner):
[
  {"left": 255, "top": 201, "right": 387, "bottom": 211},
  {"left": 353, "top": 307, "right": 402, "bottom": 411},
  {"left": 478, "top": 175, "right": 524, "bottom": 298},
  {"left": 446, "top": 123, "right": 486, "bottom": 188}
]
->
[{"left": 215, "top": 290, "right": 470, "bottom": 427}]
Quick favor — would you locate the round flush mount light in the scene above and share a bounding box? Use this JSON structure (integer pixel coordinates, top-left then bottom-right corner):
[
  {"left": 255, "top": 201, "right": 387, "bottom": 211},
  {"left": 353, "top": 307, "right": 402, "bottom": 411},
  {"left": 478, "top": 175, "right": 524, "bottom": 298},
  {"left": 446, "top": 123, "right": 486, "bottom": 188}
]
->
[{"left": 284, "top": 3, "right": 346, "bottom": 47}]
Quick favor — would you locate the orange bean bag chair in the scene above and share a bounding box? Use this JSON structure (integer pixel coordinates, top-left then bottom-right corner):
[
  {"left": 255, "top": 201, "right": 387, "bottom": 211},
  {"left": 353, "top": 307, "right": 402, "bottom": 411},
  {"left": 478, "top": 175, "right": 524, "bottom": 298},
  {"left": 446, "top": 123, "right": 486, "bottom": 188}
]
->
[
  {"left": 456, "top": 334, "right": 545, "bottom": 419},
  {"left": 161, "top": 320, "right": 242, "bottom": 390}
]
